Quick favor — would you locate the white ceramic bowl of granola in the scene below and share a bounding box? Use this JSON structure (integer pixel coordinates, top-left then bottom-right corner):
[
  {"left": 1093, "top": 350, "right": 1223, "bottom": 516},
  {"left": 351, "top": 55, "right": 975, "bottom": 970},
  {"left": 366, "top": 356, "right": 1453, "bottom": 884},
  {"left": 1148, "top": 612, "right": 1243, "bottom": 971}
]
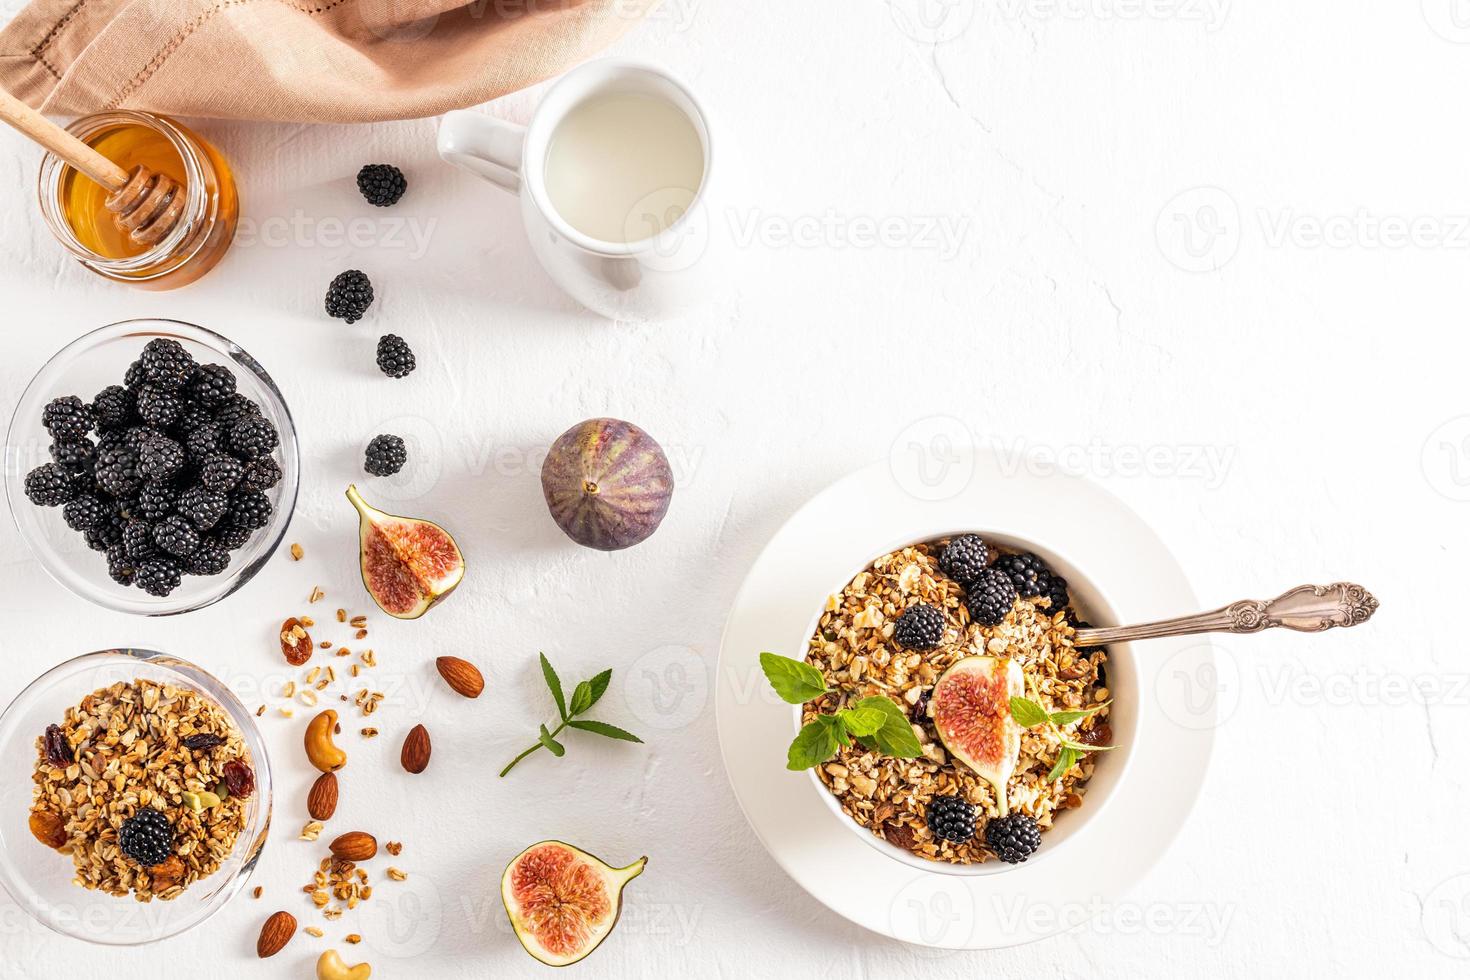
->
[
  {"left": 796, "top": 530, "right": 1136, "bottom": 877},
  {"left": 716, "top": 451, "right": 1216, "bottom": 948},
  {"left": 0, "top": 649, "right": 272, "bottom": 945}
]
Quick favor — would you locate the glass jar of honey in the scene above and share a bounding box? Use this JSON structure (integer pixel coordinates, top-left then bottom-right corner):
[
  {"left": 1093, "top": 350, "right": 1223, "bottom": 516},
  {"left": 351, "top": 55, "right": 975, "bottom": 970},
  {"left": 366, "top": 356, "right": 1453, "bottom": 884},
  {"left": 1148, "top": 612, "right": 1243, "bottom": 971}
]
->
[{"left": 35, "top": 110, "right": 238, "bottom": 290}]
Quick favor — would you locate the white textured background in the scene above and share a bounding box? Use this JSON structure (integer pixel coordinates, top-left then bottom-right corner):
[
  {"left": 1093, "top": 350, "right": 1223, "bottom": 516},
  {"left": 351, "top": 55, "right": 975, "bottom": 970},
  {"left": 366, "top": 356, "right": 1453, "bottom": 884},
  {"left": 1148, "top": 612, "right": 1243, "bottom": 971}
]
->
[{"left": 0, "top": 1, "right": 1466, "bottom": 976}]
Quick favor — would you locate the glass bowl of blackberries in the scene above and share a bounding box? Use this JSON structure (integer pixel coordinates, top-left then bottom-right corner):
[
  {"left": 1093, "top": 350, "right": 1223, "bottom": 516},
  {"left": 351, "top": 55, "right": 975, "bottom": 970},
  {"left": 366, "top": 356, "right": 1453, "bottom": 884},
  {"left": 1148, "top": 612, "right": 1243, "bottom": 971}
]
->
[{"left": 4, "top": 320, "right": 299, "bottom": 615}]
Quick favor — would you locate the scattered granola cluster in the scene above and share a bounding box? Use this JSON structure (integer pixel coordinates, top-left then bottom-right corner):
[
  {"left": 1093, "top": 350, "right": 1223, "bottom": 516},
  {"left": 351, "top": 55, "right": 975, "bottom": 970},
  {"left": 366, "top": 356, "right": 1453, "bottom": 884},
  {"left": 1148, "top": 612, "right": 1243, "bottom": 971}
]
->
[
  {"left": 28, "top": 679, "right": 254, "bottom": 899},
  {"left": 803, "top": 540, "right": 1110, "bottom": 865}
]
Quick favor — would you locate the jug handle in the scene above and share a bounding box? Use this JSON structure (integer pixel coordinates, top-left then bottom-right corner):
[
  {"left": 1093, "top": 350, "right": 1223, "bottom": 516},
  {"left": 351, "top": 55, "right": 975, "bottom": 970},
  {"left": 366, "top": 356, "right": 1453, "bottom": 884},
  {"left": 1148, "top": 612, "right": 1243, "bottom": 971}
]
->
[{"left": 437, "top": 110, "right": 524, "bottom": 194}]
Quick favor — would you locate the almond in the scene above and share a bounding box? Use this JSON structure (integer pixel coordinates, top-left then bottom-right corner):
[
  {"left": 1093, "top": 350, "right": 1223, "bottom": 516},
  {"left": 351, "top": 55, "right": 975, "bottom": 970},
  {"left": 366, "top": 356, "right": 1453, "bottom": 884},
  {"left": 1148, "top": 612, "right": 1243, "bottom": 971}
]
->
[
  {"left": 329, "top": 831, "right": 377, "bottom": 861},
  {"left": 256, "top": 910, "right": 297, "bottom": 958},
  {"left": 308, "top": 771, "right": 339, "bottom": 820},
  {"left": 28, "top": 810, "right": 66, "bottom": 849},
  {"left": 401, "top": 724, "right": 431, "bottom": 774},
  {"left": 435, "top": 656, "right": 484, "bottom": 698}
]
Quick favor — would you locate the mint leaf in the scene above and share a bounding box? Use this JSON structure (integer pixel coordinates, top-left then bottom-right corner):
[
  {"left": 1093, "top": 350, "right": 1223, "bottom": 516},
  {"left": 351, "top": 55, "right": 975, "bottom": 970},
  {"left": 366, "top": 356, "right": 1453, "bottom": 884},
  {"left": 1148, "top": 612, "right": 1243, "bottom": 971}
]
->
[
  {"left": 1009, "top": 696, "right": 1049, "bottom": 729},
  {"left": 569, "top": 681, "right": 593, "bottom": 716},
  {"left": 857, "top": 696, "right": 923, "bottom": 759},
  {"left": 836, "top": 705, "right": 887, "bottom": 737},
  {"left": 787, "top": 715, "right": 848, "bottom": 770},
  {"left": 567, "top": 719, "right": 643, "bottom": 743},
  {"left": 540, "top": 653, "right": 567, "bottom": 720},
  {"left": 538, "top": 725, "right": 565, "bottom": 757},
  {"left": 760, "top": 652, "right": 830, "bottom": 705},
  {"left": 586, "top": 669, "right": 613, "bottom": 708},
  {"left": 1048, "top": 702, "right": 1109, "bottom": 726},
  {"left": 1047, "top": 745, "right": 1078, "bottom": 781}
]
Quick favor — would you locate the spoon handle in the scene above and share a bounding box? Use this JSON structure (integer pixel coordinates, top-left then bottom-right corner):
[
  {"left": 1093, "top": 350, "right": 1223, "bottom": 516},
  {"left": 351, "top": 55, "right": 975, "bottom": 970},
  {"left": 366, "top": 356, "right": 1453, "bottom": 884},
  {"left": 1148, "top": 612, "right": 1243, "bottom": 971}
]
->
[{"left": 1073, "top": 583, "right": 1378, "bottom": 647}]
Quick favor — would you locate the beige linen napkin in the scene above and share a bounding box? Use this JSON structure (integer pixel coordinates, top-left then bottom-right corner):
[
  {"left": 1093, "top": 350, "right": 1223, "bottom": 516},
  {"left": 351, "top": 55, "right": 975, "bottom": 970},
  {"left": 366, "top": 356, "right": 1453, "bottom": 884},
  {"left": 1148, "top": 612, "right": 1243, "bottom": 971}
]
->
[{"left": 0, "top": 0, "right": 657, "bottom": 122}]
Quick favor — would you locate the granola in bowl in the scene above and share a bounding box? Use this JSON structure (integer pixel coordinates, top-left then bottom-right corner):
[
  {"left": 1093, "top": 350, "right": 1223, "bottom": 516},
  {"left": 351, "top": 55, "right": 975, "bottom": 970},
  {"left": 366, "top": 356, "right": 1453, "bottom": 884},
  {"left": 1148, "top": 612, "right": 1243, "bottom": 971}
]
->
[
  {"left": 801, "top": 536, "right": 1113, "bottom": 866},
  {"left": 28, "top": 678, "right": 255, "bottom": 901}
]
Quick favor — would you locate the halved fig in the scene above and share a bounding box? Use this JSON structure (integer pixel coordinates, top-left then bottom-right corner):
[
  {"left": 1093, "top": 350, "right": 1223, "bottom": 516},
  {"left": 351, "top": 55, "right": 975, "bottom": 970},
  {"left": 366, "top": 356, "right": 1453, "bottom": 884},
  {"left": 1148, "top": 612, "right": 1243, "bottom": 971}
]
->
[
  {"left": 502, "top": 840, "right": 646, "bottom": 967},
  {"left": 346, "top": 485, "right": 465, "bottom": 620},
  {"left": 931, "top": 656, "right": 1023, "bottom": 814}
]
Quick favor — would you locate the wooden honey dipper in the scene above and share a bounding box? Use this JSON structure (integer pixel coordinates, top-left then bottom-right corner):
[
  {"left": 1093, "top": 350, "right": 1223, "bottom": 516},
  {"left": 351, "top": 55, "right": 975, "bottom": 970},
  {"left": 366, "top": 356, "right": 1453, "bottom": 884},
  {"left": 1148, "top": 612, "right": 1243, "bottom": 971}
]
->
[{"left": 0, "top": 86, "right": 185, "bottom": 246}]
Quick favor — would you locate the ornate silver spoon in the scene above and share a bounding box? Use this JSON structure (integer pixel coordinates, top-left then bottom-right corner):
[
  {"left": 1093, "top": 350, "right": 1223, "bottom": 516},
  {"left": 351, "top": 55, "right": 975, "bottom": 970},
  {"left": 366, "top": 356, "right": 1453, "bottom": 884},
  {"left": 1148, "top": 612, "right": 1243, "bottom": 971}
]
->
[{"left": 1073, "top": 582, "right": 1378, "bottom": 646}]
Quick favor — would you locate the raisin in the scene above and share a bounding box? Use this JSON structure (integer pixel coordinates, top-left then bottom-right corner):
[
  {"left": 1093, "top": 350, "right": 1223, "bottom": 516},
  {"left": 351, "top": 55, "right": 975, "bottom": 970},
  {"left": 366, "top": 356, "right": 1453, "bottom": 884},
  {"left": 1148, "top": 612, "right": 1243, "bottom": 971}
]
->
[
  {"left": 882, "top": 822, "right": 918, "bottom": 850},
  {"left": 909, "top": 688, "right": 932, "bottom": 725},
  {"left": 222, "top": 759, "right": 255, "bottom": 799},
  {"left": 182, "top": 733, "right": 224, "bottom": 752},
  {"left": 43, "top": 724, "right": 73, "bottom": 766},
  {"left": 280, "top": 617, "right": 312, "bottom": 666},
  {"left": 1075, "top": 723, "right": 1112, "bottom": 748}
]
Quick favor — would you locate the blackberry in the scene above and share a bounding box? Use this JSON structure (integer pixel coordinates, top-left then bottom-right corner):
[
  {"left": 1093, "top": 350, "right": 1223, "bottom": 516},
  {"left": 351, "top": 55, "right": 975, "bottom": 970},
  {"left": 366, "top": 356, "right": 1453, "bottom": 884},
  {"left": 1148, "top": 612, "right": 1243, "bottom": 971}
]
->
[
  {"left": 172, "top": 400, "right": 214, "bottom": 436},
  {"left": 138, "top": 436, "right": 185, "bottom": 480},
  {"left": 123, "top": 359, "right": 147, "bottom": 392},
  {"left": 137, "top": 480, "right": 179, "bottom": 522},
  {"left": 91, "top": 385, "right": 136, "bottom": 431},
  {"left": 984, "top": 813, "right": 1042, "bottom": 864},
  {"left": 199, "top": 454, "right": 244, "bottom": 493},
  {"left": 42, "top": 396, "right": 92, "bottom": 441},
  {"left": 121, "top": 426, "right": 155, "bottom": 453},
  {"left": 228, "top": 415, "right": 278, "bottom": 459},
  {"left": 212, "top": 394, "right": 260, "bottom": 431},
  {"left": 69, "top": 467, "right": 100, "bottom": 497},
  {"left": 135, "top": 558, "right": 182, "bottom": 597},
  {"left": 325, "top": 269, "right": 374, "bottom": 323},
  {"left": 177, "top": 485, "right": 228, "bottom": 530},
  {"left": 186, "top": 423, "right": 224, "bottom": 460},
  {"left": 139, "top": 338, "right": 196, "bottom": 391},
  {"left": 227, "top": 491, "right": 273, "bottom": 531},
  {"left": 376, "top": 334, "right": 415, "bottom": 378},
  {"left": 24, "top": 464, "right": 75, "bottom": 507},
  {"left": 95, "top": 445, "right": 142, "bottom": 499},
  {"left": 117, "top": 809, "right": 174, "bottom": 866},
  {"left": 153, "top": 514, "right": 200, "bottom": 557},
  {"left": 216, "top": 524, "right": 253, "bottom": 550},
  {"left": 965, "top": 567, "right": 1018, "bottom": 627},
  {"left": 992, "top": 553, "right": 1070, "bottom": 613},
  {"left": 50, "top": 439, "right": 96, "bottom": 473},
  {"left": 991, "top": 553, "right": 1049, "bottom": 598},
  {"left": 188, "top": 363, "right": 237, "bottom": 407},
  {"left": 63, "top": 494, "right": 107, "bottom": 532},
  {"left": 894, "top": 603, "right": 946, "bottom": 650},
  {"left": 85, "top": 518, "right": 125, "bottom": 553},
  {"left": 364, "top": 434, "right": 407, "bottom": 476},
  {"left": 123, "top": 520, "right": 159, "bottom": 560},
  {"left": 357, "top": 164, "right": 407, "bottom": 207},
  {"left": 136, "top": 386, "right": 182, "bottom": 429},
  {"left": 240, "top": 456, "right": 282, "bottom": 493},
  {"left": 939, "top": 534, "right": 990, "bottom": 588},
  {"left": 183, "top": 539, "right": 230, "bottom": 576},
  {"left": 106, "top": 543, "right": 137, "bottom": 586},
  {"left": 926, "top": 795, "right": 977, "bottom": 844}
]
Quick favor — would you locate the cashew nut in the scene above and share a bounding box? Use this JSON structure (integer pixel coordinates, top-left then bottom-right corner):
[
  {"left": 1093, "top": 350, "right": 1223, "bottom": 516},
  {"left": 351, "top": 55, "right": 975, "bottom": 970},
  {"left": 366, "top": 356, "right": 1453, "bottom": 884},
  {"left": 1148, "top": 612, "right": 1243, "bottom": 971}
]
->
[
  {"left": 317, "top": 949, "right": 371, "bottom": 980},
  {"left": 304, "top": 709, "right": 347, "bottom": 772}
]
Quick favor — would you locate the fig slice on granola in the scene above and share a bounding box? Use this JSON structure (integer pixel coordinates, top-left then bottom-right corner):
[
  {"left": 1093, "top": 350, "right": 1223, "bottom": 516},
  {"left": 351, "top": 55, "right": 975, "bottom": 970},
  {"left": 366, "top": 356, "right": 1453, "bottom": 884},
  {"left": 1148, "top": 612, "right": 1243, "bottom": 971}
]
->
[{"left": 931, "top": 656, "right": 1023, "bottom": 814}]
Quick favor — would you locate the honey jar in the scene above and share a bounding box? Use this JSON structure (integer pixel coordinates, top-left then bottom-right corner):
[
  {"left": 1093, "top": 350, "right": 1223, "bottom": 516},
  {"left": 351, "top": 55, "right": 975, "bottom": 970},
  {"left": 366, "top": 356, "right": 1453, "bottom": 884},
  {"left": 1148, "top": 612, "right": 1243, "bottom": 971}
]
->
[{"left": 35, "top": 110, "right": 238, "bottom": 289}]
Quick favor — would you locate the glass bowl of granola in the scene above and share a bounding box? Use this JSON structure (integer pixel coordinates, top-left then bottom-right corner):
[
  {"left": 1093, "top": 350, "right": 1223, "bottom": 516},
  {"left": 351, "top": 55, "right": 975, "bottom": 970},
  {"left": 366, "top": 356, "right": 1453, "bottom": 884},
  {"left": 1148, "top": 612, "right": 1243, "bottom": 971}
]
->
[
  {"left": 794, "top": 531, "right": 1135, "bottom": 876},
  {"left": 0, "top": 649, "right": 272, "bottom": 944}
]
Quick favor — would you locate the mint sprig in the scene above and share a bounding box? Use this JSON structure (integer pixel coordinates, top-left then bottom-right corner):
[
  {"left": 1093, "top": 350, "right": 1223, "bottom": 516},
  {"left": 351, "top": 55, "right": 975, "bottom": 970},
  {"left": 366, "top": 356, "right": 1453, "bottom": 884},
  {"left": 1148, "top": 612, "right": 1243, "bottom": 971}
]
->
[
  {"left": 499, "top": 654, "right": 643, "bottom": 777},
  {"left": 1008, "top": 695, "right": 1114, "bottom": 782},
  {"left": 760, "top": 653, "right": 923, "bottom": 770}
]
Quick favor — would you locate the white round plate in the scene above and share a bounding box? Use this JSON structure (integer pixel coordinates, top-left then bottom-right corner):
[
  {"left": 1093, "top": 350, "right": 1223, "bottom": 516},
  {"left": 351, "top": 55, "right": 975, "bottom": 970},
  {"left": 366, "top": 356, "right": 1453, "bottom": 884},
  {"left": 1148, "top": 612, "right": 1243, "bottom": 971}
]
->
[{"left": 715, "top": 452, "right": 1216, "bottom": 949}]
